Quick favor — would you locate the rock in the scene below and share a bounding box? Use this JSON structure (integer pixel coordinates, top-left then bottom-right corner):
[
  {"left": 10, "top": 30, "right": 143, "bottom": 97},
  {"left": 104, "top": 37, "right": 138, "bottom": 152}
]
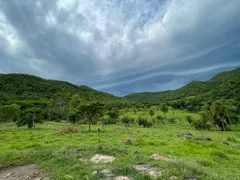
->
[
  {"left": 90, "top": 154, "right": 116, "bottom": 163},
  {"left": 3, "top": 173, "right": 13, "bottom": 178},
  {"left": 151, "top": 154, "right": 171, "bottom": 161},
  {"left": 115, "top": 176, "right": 133, "bottom": 180},
  {"left": 183, "top": 133, "right": 193, "bottom": 140},
  {"left": 169, "top": 176, "right": 178, "bottom": 180},
  {"left": 201, "top": 136, "right": 212, "bottom": 142},
  {"left": 93, "top": 169, "right": 114, "bottom": 179},
  {"left": 124, "top": 138, "right": 132, "bottom": 145},
  {"left": 79, "top": 158, "right": 88, "bottom": 162},
  {"left": 134, "top": 165, "right": 162, "bottom": 178}
]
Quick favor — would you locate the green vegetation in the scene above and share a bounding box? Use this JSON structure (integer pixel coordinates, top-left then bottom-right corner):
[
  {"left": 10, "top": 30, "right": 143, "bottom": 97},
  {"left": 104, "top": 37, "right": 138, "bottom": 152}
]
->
[
  {"left": 0, "top": 118, "right": 240, "bottom": 180},
  {"left": 0, "top": 68, "right": 240, "bottom": 179},
  {"left": 125, "top": 68, "right": 240, "bottom": 105}
]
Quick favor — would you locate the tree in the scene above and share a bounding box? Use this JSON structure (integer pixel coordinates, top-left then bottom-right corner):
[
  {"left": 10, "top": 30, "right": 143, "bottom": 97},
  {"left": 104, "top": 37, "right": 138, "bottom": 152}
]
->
[
  {"left": 160, "top": 103, "right": 168, "bottom": 120},
  {"left": 79, "top": 102, "right": 105, "bottom": 132},
  {"left": 55, "top": 99, "right": 68, "bottom": 120},
  {"left": 149, "top": 109, "right": 155, "bottom": 119},
  {"left": 68, "top": 108, "right": 80, "bottom": 125},
  {"left": 0, "top": 104, "right": 21, "bottom": 123},
  {"left": 193, "top": 111, "right": 212, "bottom": 130},
  {"left": 69, "top": 94, "right": 81, "bottom": 108},
  {"left": 209, "top": 100, "right": 234, "bottom": 131},
  {"left": 68, "top": 94, "right": 81, "bottom": 125},
  {"left": 106, "top": 110, "right": 119, "bottom": 125},
  {"left": 107, "top": 110, "right": 119, "bottom": 120},
  {"left": 16, "top": 108, "right": 43, "bottom": 128}
]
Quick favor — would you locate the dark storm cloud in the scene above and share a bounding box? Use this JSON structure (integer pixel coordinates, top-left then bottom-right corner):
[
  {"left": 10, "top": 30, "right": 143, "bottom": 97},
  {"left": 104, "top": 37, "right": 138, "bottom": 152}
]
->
[{"left": 0, "top": 0, "right": 240, "bottom": 95}]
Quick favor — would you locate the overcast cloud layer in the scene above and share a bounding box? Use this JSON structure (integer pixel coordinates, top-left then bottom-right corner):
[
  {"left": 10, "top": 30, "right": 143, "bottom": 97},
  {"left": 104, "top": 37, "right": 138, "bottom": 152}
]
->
[{"left": 0, "top": 0, "right": 240, "bottom": 95}]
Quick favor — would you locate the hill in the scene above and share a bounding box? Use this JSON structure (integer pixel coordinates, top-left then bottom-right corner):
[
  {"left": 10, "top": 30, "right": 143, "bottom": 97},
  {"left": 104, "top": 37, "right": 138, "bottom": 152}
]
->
[
  {"left": 0, "top": 74, "right": 123, "bottom": 105},
  {"left": 124, "top": 67, "right": 240, "bottom": 104}
]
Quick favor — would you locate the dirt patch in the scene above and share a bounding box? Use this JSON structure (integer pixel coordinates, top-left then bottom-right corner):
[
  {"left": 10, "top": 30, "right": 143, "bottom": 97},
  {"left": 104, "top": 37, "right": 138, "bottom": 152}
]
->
[{"left": 0, "top": 164, "right": 50, "bottom": 180}]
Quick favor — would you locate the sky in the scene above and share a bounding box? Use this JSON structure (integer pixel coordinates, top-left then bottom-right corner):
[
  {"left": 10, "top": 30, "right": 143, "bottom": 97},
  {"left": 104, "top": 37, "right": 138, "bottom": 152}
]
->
[{"left": 0, "top": 0, "right": 240, "bottom": 96}]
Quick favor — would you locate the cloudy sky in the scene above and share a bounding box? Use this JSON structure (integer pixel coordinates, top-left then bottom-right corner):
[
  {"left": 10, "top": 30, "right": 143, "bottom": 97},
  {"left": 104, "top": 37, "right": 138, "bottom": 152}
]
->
[{"left": 0, "top": 0, "right": 240, "bottom": 96}]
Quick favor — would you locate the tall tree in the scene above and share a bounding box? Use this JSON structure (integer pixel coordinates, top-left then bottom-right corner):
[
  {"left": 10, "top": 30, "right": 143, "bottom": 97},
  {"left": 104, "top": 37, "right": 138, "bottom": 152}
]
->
[
  {"left": 79, "top": 102, "right": 105, "bottom": 132},
  {"left": 149, "top": 109, "right": 155, "bottom": 119},
  {"left": 68, "top": 94, "right": 81, "bottom": 124}
]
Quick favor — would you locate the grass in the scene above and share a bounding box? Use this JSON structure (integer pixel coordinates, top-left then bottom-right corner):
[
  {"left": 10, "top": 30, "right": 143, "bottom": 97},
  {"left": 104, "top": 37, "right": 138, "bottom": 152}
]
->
[{"left": 0, "top": 110, "right": 240, "bottom": 179}]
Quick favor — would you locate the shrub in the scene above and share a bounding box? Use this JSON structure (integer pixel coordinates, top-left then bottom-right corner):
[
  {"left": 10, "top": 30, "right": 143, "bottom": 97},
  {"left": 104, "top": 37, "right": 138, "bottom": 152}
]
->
[
  {"left": 227, "top": 136, "right": 237, "bottom": 142},
  {"left": 137, "top": 117, "right": 153, "bottom": 128},
  {"left": 168, "top": 118, "right": 176, "bottom": 124},
  {"left": 192, "top": 119, "right": 211, "bottom": 130},
  {"left": 157, "top": 115, "right": 163, "bottom": 120},
  {"left": 121, "top": 116, "right": 135, "bottom": 127},
  {"left": 105, "top": 118, "right": 116, "bottom": 125}
]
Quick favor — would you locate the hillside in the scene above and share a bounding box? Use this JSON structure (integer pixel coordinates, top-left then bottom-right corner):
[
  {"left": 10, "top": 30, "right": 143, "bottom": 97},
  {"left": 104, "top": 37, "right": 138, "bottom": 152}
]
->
[
  {"left": 0, "top": 74, "right": 123, "bottom": 104},
  {"left": 125, "top": 67, "right": 240, "bottom": 103}
]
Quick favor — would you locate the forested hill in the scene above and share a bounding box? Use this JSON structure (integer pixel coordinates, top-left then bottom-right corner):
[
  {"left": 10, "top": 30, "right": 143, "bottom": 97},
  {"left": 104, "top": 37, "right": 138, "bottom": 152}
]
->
[
  {"left": 124, "top": 67, "right": 240, "bottom": 103},
  {"left": 0, "top": 74, "right": 123, "bottom": 104}
]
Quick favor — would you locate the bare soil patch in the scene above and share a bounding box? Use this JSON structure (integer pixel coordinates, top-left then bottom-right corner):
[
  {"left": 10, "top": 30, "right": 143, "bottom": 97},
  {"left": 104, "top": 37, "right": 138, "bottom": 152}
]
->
[{"left": 0, "top": 164, "right": 50, "bottom": 180}]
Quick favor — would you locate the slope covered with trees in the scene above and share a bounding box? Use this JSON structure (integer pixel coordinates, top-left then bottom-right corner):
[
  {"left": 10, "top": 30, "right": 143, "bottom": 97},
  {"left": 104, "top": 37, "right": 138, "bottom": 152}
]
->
[
  {"left": 0, "top": 74, "right": 127, "bottom": 126},
  {"left": 124, "top": 67, "right": 240, "bottom": 104},
  {"left": 0, "top": 73, "right": 123, "bottom": 104}
]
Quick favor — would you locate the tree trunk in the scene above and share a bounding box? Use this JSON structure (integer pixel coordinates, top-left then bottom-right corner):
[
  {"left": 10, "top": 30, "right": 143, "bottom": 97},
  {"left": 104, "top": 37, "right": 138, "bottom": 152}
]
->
[
  {"left": 164, "top": 112, "right": 167, "bottom": 120},
  {"left": 88, "top": 118, "right": 91, "bottom": 132},
  {"left": 221, "top": 118, "right": 225, "bottom": 131},
  {"left": 227, "top": 113, "right": 231, "bottom": 124},
  {"left": 75, "top": 115, "right": 78, "bottom": 125}
]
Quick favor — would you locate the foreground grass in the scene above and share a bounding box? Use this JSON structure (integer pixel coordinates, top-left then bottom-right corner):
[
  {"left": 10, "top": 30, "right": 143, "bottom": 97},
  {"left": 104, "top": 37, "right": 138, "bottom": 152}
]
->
[{"left": 0, "top": 121, "right": 240, "bottom": 180}]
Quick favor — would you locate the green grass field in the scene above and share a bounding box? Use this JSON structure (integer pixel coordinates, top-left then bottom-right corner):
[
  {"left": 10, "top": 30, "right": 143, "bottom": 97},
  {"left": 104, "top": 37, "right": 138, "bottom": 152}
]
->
[{"left": 0, "top": 110, "right": 240, "bottom": 180}]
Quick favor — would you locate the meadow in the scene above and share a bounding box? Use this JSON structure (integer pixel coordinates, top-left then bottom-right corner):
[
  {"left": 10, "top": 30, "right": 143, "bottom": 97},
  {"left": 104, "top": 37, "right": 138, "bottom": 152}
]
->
[{"left": 0, "top": 110, "right": 240, "bottom": 180}]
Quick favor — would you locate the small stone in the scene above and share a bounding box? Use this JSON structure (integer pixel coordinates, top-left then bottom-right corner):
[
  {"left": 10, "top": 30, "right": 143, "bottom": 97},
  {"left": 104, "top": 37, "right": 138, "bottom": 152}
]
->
[
  {"left": 201, "top": 136, "right": 212, "bottom": 142},
  {"left": 115, "top": 176, "right": 133, "bottom": 180},
  {"left": 3, "top": 173, "right": 13, "bottom": 178},
  {"left": 134, "top": 165, "right": 162, "bottom": 179},
  {"left": 79, "top": 158, "right": 88, "bottom": 162},
  {"left": 183, "top": 133, "right": 193, "bottom": 140},
  {"left": 90, "top": 154, "right": 116, "bottom": 163},
  {"left": 169, "top": 176, "right": 178, "bottom": 180},
  {"left": 151, "top": 154, "right": 171, "bottom": 161},
  {"left": 93, "top": 169, "right": 114, "bottom": 179},
  {"left": 148, "top": 170, "right": 161, "bottom": 178},
  {"left": 124, "top": 138, "right": 132, "bottom": 145}
]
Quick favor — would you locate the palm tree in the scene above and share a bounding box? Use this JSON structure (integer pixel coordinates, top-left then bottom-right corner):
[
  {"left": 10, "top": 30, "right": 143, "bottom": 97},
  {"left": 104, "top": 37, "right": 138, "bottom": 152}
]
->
[{"left": 210, "top": 100, "right": 233, "bottom": 131}]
